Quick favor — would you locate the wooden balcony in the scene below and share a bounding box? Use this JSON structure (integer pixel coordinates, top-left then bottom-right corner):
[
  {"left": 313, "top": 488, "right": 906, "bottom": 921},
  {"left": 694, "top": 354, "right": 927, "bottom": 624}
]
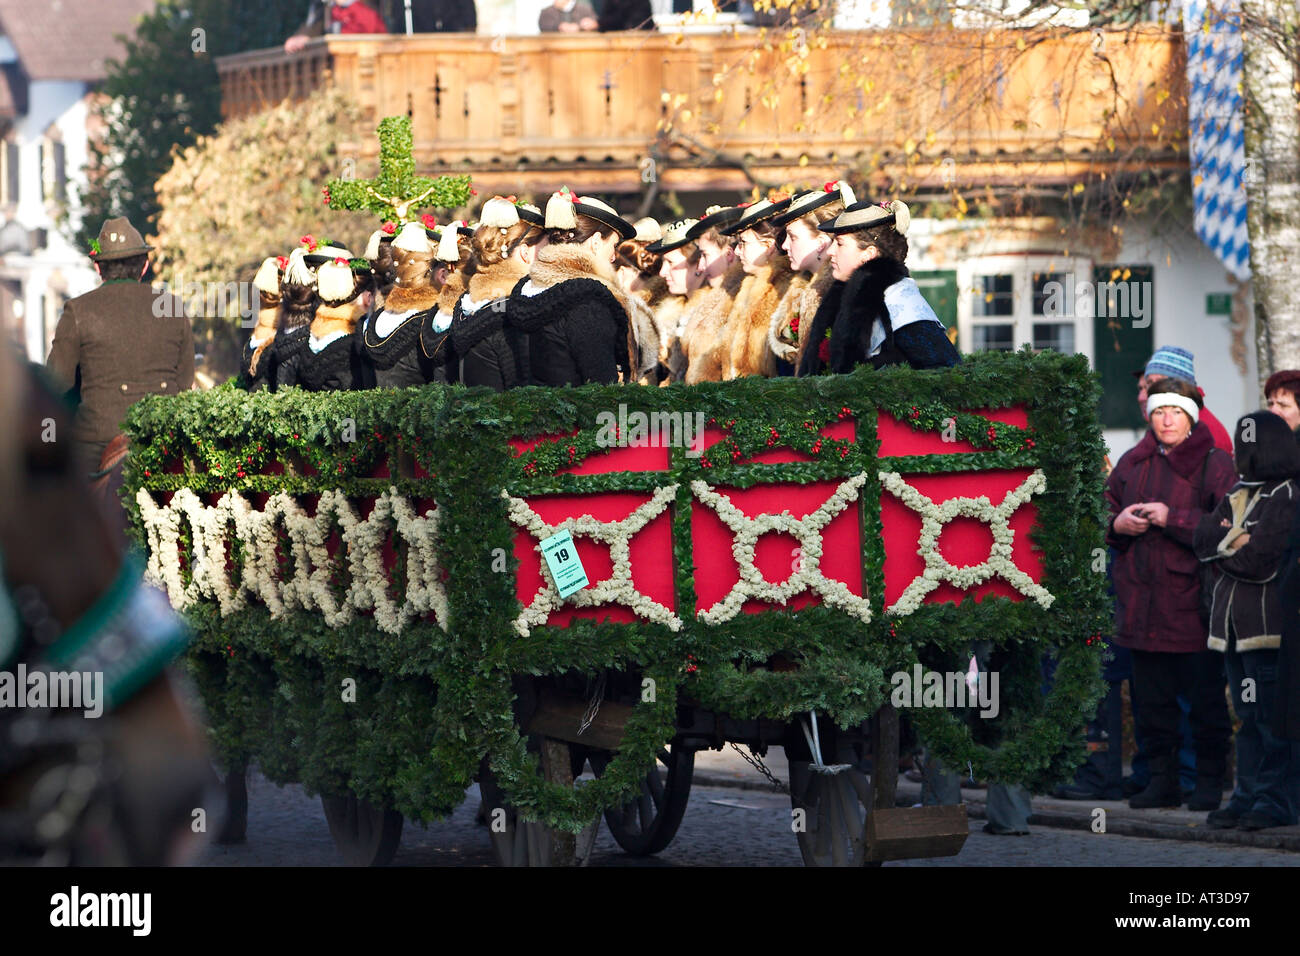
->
[{"left": 216, "top": 28, "right": 1188, "bottom": 195}]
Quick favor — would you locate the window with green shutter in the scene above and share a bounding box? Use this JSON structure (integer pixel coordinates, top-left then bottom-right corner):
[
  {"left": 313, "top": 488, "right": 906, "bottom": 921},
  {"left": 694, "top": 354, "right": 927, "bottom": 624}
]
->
[{"left": 1092, "top": 264, "right": 1153, "bottom": 429}]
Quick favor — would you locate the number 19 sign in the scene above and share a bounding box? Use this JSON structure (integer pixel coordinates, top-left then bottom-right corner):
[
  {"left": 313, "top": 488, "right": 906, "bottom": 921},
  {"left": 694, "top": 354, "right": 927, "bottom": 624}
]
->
[{"left": 540, "top": 529, "right": 590, "bottom": 599}]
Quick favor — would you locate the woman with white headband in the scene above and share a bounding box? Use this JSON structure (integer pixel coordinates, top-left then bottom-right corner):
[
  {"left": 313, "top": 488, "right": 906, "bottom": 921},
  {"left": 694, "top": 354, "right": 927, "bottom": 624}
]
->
[{"left": 1106, "top": 375, "right": 1236, "bottom": 811}]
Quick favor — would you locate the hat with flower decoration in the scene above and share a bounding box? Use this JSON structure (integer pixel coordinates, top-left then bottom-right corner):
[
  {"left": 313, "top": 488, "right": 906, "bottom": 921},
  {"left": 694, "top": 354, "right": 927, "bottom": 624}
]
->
[
  {"left": 771, "top": 181, "right": 858, "bottom": 226},
  {"left": 89, "top": 217, "right": 151, "bottom": 261}
]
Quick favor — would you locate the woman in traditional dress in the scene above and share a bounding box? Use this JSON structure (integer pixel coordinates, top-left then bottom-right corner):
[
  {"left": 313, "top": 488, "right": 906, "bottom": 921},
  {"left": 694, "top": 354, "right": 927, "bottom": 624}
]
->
[
  {"left": 450, "top": 198, "right": 545, "bottom": 391},
  {"left": 613, "top": 218, "right": 668, "bottom": 384},
  {"left": 240, "top": 255, "right": 285, "bottom": 391},
  {"left": 647, "top": 217, "right": 700, "bottom": 384},
  {"left": 679, "top": 205, "right": 746, "bottom": 384},
  {"left": 798, "top": 199, "right": 959, "bottom": 374},
  {"left": 267, "top": 245, "right": 325, "bottom": 390},
  {"left": 507, "top": 188, "right": 637, "bottom": 387},
  {"left": 720, "top": 197, "right": 797, "bottom": 380},
  {"left": 359, "top": 222, "right": 446, "bottom": 387},
  {"left": 769, "top": 181, "right": 854, "bottom": 375}
]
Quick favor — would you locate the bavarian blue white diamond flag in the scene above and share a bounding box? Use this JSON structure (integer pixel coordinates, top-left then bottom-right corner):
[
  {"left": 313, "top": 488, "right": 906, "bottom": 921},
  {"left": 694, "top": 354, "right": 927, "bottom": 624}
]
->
[{"left": 1183, "top": 0, "right": 1250, "bottom": 281}]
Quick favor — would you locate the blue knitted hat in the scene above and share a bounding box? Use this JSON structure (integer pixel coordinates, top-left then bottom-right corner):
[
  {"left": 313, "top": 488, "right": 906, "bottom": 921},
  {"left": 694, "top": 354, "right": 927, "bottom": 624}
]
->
[{"left": 1144, "top": 346, "right": 1196, "bottom": 386}]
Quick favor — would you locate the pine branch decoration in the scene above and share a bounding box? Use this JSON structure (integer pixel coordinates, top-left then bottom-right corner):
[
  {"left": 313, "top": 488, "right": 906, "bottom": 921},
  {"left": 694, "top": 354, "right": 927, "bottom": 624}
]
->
[{"left": 325, "top": 116, "right": 474, "bottom": 222}]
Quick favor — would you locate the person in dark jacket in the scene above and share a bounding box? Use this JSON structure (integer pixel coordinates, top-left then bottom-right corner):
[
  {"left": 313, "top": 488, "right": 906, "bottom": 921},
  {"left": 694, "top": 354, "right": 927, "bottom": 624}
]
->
[
  {"left": 507, "top": 188, "right": 635, "bottom": 387},
  {"left": 1195, "top": 411, "right": 1300, "bottom": 829},
  {"left": 361, "top": 222, "right": 451, "bottom": 387},
  {"left": 1266, "top": 370, "right": 1300, "bottom": 748},
  {"left": 1107, "top": 377, "right": 1236, "bottom": 809},
  {"left": 797, "top": 199, "right": 959, "bottom": 375},
  {"left": 406, "top": 0, "right": 477, "bottom": 32},
  {"left": 452, "top": 198, "right": 544, "bottom": 391},
  {"left": 598, "top": 0, "right": 654, "bottom": 30},
  {"left": 45, "top": 217, "right": 193, "bottom": 478}
]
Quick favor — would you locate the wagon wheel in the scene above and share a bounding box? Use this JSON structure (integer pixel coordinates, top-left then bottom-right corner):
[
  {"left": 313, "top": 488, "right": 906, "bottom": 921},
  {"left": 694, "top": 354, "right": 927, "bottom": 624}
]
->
[
  {"left": 588, "top": 744, "right": 694, "bottom": 856},
  {"left": 788, "top": 761, "right": 878, "bottom": 867},
  {"left": 320, "top": 794, "right": 404, "bottom": 867},
  {"left": 478, "top": 738, "right": 599, "bottom": 867}
]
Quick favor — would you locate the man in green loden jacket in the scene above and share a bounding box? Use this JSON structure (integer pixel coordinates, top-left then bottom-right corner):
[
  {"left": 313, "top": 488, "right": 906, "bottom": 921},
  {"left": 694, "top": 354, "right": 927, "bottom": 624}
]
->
[{"left": 46, "top": 218, "right": 192, "bottom": 480}]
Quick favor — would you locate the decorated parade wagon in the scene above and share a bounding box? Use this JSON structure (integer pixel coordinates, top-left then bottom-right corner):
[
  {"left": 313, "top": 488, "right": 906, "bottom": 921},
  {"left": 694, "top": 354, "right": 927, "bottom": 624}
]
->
[{"left": 122, "top": 351, "right": 1109, "bottom": 866}]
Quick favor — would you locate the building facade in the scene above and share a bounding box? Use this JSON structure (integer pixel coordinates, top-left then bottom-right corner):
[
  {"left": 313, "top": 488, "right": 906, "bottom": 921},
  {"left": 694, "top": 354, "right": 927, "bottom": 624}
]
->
[{"left": 0, "top": 0, "right": 157, "bottom": 363}]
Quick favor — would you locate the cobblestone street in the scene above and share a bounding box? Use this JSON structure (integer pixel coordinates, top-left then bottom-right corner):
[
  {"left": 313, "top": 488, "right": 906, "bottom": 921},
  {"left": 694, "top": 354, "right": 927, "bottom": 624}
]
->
[{"left": 196, "top": 767, "right": 1300, "bottom": 867}]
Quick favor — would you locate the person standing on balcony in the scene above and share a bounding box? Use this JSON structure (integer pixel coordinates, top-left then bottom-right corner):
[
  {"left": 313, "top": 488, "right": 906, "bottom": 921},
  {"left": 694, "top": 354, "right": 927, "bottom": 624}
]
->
[
  {"left": 598, "top": 0, "right": 655, "bottom": 30},
  {"left": 285, "top": 0, "right": 389, "bottom": 53},
  {"left": 539, "top": 0, "right": 599, "bottom": 32},
  {"left": 408, "top": 0, "right": 479, "bottom": 32}
]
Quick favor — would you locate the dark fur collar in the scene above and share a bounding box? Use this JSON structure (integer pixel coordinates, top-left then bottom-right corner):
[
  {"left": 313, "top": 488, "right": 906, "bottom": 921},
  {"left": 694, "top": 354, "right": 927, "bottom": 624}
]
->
[
  {"left": 1128, "top": 423, "right": 1218, "bottom": 478},
  {"left": 826, "top": 258, "right": 909, "bottom": 372}
]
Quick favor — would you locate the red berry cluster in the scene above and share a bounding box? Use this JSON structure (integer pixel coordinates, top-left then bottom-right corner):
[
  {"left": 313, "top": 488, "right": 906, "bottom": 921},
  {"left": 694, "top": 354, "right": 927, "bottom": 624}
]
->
[
  {"left": 685, "top": 654, "right": 698, "bottom": 674},
  {"left": 837, "top": 406, "right": 854, "bottom": 420}
]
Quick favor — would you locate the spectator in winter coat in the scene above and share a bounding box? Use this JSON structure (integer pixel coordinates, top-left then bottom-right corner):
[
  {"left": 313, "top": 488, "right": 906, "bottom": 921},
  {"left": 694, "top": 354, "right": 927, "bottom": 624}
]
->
[
  {"left": 1195, "top": 410, "right": 1300, "bottom": 830},
  {"left": 1107, "top": 376, "right": 1235, "bottom": 811},
  {"left": 1266, "top": 370, "right": 1300, "bottom": 748}
]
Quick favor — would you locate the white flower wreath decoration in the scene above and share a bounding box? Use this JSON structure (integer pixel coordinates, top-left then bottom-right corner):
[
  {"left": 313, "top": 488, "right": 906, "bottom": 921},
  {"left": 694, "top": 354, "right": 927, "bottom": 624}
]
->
[
  {"left": 136, "top": 487, "right": 447, "bottom": 633},
  {"left": 503, "top": 484, "right": 682, "bottom": 636},
  {"left": 879, "top": 469, "right": 1053, "bottom": 616},
  {"left": 690, "top": 473, "right": 872, "bottom": 625}
]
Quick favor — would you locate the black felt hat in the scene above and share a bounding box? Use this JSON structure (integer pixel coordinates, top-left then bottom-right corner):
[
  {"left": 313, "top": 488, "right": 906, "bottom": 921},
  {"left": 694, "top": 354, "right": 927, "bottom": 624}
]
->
[
  {"left": 686, "top": 205, "right": 744, "bottom": 240},
  {"left": 721, "top": 196, "right": 794, "bottom": 236},
  {"left": 771, "top": 181, "right": 857, "bottom": 226}
]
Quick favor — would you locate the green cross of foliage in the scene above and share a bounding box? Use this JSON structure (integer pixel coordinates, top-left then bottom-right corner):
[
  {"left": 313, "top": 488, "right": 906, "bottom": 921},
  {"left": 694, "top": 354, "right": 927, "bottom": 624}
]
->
[{"left": 325, "top": 116, "right": 474, "bottom": 222}]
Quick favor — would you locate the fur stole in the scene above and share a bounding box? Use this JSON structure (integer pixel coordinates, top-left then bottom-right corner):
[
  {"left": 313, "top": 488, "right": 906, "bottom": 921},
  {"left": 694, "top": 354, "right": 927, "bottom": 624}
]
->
[
  {"left": 248, "top": 306, "right": 281, "bottom": 376},
  {"left": 383, "top": 282, "right": 441, "bottom": 314},
  {"left": 682, "top": 262, "right": 746, "bottom": 384},
  {"left": 626, "top": 293, "right": 662, "bottom": 382},
  {"left": 310, "top": 305, "right": 359, "bottom": 342},
  {"left": 435, "top": 270, "right": 466, "bottom": 320},
  {"left": 769, "top": 262, "right": 835, "bottom": 368},
  {"left": 467, "top": 257, "right": 530, "bottom": 305},
  {"left": 725, "top": 257, "right": 795, "bottom": 379},
  {"left": 527, "top": 243, "right": 632, "bottom": 317}
]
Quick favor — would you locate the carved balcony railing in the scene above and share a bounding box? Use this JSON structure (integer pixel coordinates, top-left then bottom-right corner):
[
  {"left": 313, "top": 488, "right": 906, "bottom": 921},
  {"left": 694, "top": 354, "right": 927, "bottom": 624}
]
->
[{"left": 216, "top": 28, "right": 1188, "bottom": 193}]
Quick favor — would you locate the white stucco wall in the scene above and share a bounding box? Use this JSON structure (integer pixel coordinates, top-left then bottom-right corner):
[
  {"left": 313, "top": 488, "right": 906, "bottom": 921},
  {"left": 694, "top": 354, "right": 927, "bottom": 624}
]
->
[{"left": 1, "top": 79, "right": 99, "bottom": 362}]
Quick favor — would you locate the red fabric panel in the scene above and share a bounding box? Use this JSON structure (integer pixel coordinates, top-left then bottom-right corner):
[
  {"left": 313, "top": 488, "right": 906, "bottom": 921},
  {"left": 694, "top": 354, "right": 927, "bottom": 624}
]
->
[
  {"left": 513, "top": 492, "right": 677, "bottom": 626},
  {"left": 691, "top": 480, "right": 864, "bottom": 616},
  {"left": 880, "top": 469, "right": 1042, "bottom": 609},
  {"left": 876, "top": 405, "right": 1030, "bottom": 457}
]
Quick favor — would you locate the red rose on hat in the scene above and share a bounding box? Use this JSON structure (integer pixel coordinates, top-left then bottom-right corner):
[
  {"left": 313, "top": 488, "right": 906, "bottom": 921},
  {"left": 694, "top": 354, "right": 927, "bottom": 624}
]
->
[{"left": 381, "top": 221, "right": 397, "bottom": 234}]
